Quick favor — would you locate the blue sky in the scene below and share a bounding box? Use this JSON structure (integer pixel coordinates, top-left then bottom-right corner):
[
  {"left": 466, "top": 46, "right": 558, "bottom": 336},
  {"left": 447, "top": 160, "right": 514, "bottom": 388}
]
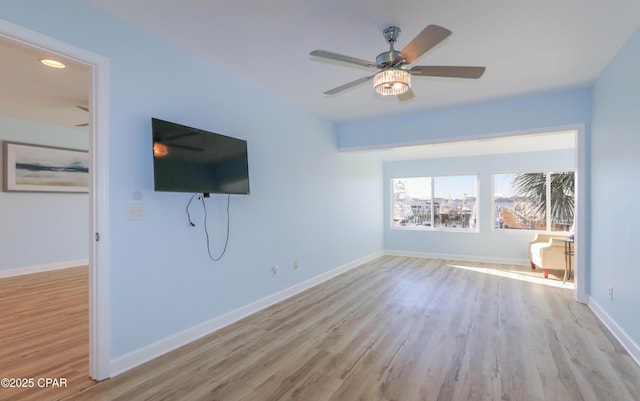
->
[
  {"left": 393, "top": 175, "right": 477, "bottom": 199},
  {"left": 494, "top": 174, "right": 517, "bottom": 198}
]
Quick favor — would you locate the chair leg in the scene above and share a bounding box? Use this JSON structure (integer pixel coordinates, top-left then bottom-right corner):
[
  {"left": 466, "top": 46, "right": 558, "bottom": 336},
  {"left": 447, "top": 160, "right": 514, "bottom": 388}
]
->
[
  {"left": 531, "top": 261, "right": 536, "bottom": 270},
  {"left": 543, "top": 268, "right": 549, "bottom": 279}
]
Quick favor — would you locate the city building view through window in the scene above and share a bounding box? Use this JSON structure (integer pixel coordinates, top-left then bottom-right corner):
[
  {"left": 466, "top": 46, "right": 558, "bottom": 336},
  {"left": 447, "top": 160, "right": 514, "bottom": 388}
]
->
[
  {"left": 392, "top": 175, "right": 478, "bottom": 230},
  {"left": 494, "top": 171, "right": 575, "bottom": 232}
]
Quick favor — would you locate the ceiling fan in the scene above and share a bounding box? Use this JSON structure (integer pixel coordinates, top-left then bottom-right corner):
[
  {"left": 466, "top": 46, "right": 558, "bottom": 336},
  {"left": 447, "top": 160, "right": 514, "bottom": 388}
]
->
[
  {"left": 310, "top": 25, "right": 485, "bottom": 98},
  {"left": 75, "top": 105, "right": 89, "bottom": 127}
]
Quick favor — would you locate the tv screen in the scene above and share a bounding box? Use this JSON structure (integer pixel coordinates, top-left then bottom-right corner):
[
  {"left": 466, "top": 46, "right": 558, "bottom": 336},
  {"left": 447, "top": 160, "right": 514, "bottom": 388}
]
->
[{"left": 152, "top": 118, "right": 250, "bottom": 195}]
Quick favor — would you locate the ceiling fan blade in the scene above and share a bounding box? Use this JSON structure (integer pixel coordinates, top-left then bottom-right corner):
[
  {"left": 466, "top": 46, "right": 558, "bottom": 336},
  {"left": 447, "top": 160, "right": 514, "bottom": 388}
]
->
[
  {"left": 324, "top": 75, "right": 375, "bottom": 95},
  {"left": 399, "top": 25, "right": 452, "bottom": 64},
  {"left": 75, "top": 123, "right": 89, "bottom": 127},
  {"left": 165, "top": 131, "right": 201, "bottom": 141},
  {"left": 76, "top": 105, "right": 89, "bottom": 112},
  {"left": 310, "top": 50, "right": 378, "bottom": 69},
  {"left": 170, "top": 144, "right": 205, "bottom": 151},
  {"left": 409, "top": 66, "right": 486, "bottom": 79},
  {"left": 397, "top": 88, "right": 416, "bottom": 102}
]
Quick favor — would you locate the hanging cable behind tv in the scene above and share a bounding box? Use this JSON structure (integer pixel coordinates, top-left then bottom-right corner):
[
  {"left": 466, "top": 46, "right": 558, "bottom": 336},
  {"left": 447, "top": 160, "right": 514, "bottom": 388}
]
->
[{"left": 186, "top": 193, "right": 231, "bottom": 261}]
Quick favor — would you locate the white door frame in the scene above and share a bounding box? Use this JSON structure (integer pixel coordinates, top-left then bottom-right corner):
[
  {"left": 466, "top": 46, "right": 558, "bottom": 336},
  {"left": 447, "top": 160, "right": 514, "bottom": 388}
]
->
[
  {"left": 0, "top": 19, "right": 111, "bottom": 380},
  {"left": 574, "top": 124, "right": 587, "bottom": 304}
]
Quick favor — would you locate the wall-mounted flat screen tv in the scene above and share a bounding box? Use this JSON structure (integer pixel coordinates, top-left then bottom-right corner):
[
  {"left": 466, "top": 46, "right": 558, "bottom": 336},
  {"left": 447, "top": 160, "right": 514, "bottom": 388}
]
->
[{"left": 152, "top": 118, "right": 250, "bottom": 195}]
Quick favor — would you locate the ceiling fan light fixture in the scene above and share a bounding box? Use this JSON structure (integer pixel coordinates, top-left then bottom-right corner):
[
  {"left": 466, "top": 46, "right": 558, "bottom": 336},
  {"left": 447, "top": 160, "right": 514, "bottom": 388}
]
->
[{"left": 373, "top": 69, "right": 411, "bottom": 96}]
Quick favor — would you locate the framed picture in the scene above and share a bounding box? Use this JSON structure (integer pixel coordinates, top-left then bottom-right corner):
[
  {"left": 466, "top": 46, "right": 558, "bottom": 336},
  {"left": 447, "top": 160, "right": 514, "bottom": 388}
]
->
[{"left": 2, "top": 141, "right": 89, "bottom": 193}]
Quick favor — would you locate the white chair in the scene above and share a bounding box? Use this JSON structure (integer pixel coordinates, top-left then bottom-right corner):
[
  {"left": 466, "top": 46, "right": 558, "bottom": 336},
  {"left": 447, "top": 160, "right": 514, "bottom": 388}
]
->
[{"left": 528, "top": 233, "right": 569, "bottom": 278}]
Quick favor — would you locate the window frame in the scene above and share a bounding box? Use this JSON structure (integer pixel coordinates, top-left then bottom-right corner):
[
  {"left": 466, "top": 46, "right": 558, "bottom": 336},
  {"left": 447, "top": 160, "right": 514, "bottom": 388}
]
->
[
  {"left": 492, "top": 170, "right": 575, "bottom": 233},
  {"left": 390, "top": 174, "right": 479, "bottom": 232}
]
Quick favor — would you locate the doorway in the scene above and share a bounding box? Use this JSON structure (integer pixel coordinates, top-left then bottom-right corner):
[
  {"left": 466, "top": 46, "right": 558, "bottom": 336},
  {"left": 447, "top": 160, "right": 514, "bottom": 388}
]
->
[{"left": 0, "top": 20, "right": 110, "bottom": 380}]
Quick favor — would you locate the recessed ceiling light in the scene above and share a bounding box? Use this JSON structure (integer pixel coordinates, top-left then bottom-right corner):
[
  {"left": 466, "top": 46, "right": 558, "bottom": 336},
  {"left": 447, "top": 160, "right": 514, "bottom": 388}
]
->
[{"left": 40, "top": 58, "right": 66, "bottom": 69}]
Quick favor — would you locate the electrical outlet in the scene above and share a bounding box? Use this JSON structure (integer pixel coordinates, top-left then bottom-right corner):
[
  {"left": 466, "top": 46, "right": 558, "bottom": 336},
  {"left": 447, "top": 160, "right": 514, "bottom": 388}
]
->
[
  {"left": 128, "top": 203, "right": 145, "bottom": 220},
  {"left": 271, "top": 265, "right": 279, "bottom": 277},
  {"left": 608, "top": 286, "right": 613, "bottom": 300},
  {"left": 293, "top": 260, "right": 299, "bottom": 270}
]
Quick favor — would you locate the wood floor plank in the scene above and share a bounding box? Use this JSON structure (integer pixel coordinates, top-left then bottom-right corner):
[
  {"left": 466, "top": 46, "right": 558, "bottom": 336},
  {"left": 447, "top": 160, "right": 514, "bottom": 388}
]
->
[
  {"left": 0, "top": 266, "right": 93, "bottom": 401},
  {"left": 4, "top": 257, "right": 638, "bottom": 401}
]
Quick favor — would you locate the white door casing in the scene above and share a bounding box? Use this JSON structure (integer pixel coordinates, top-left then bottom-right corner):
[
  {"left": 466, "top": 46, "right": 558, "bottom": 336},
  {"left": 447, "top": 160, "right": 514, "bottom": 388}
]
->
[{"left": 0, "top": 19, "right": 111, "bottom": 380}]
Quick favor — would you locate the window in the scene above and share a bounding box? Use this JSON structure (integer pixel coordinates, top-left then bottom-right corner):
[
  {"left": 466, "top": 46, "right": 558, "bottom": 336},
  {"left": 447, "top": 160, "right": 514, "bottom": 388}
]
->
[
  {"left": 494, "top": 171, "right": 574, "bottom": 231},
  {"left": 392, "top": 175, "right": 477, "bottom": 230}
]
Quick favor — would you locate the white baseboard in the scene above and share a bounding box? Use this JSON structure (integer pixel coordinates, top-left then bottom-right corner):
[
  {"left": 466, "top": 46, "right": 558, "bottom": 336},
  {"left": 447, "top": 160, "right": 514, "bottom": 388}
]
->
[
  {"left": 0, "top": 259, "right": 89, "bottom": 279},
  {"left": 109, "top": 251, "right": 640, "bottom": 377},
  {"left": 587, "top": 296, "right": 640, "bottom": 368},
  {"left": 384, "top": 250, "right": 529, "bottom": 266},
  {"left": 109, "top": 251, "right": 384, "bottom": 377}
]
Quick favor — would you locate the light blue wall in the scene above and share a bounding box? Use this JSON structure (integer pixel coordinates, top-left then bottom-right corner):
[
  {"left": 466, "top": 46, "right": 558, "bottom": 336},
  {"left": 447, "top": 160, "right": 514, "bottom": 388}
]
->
[
  {"left": 384, "top": 149, "right": 575, "bottom": 260},
  {"left": 1, "top": 1, "right": 383, "bottom": 359},
  {"left": 590, "top": 27, "right": 640, "bottom": 345},
  {"left": 338, "top": 88, "right": 589, "bottom": 150},
  {"left": 338, "top": 84, "right": 588, "bottom": 262},
  {"left": 10, "top": 0, "right": 638, "bottom": 365},
  {"left": 0, "top": 116, "right": 89, "bottom": 270}
]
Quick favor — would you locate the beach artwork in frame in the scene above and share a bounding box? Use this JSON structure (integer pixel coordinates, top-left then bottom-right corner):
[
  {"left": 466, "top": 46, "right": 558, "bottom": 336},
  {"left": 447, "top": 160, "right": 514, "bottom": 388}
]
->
[{"left": 3, "top": 141, "right": 89, "bottom": 193}]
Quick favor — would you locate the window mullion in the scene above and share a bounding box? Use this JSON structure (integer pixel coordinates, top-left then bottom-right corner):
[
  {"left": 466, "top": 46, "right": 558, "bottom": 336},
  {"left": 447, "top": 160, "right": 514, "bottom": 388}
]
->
[
  {"left": 546, "top": 172, "right": 552, "bottom": 231},
  {"left": 430, "top": 177, "right": 434, "bottom": 227}
]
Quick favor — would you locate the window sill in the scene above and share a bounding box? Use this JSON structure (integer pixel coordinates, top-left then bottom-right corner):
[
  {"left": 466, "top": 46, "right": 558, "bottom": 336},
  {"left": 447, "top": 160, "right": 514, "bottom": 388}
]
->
[{"left": 390, "top": 225, "right": 480, "bottom": 233}]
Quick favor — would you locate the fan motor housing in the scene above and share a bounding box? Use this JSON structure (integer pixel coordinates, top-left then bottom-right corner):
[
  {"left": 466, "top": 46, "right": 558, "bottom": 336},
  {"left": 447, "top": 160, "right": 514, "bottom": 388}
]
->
[{"left": 376, "top": 50, "right": 402, "bottom": 67}]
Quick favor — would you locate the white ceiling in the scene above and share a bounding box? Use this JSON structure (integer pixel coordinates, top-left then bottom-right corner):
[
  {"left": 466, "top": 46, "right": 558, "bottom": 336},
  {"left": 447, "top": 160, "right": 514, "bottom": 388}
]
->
[
  {"left": 0, "top": 37, "right": 90, "bottom": 129},
  {"left": 0, "top": 1, "right": 637, "bottom": 154},
  {"left": 373, "top": 130, "right": 576, "bottom": 161},
  {"left": 87, "top": 0, "right": 640, "bottom": 122}
]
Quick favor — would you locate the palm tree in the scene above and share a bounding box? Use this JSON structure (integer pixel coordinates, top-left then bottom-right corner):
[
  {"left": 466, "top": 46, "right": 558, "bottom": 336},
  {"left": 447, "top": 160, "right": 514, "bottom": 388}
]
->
[{"left": 512, "top": 171, "right": 574, "bottom": 230}]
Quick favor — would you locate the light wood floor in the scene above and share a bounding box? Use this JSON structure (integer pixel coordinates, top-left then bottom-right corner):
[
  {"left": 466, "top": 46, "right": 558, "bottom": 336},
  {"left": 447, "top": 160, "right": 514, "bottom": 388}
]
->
[
  {"left": 55, "top": 256, "right": 637, "bottom": 401},
  {"left": 0, "top": 259, "right": 632, "bottom": 400},
  {"left": 0, "top": 266, "right": 94, "bottom": 401}
]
